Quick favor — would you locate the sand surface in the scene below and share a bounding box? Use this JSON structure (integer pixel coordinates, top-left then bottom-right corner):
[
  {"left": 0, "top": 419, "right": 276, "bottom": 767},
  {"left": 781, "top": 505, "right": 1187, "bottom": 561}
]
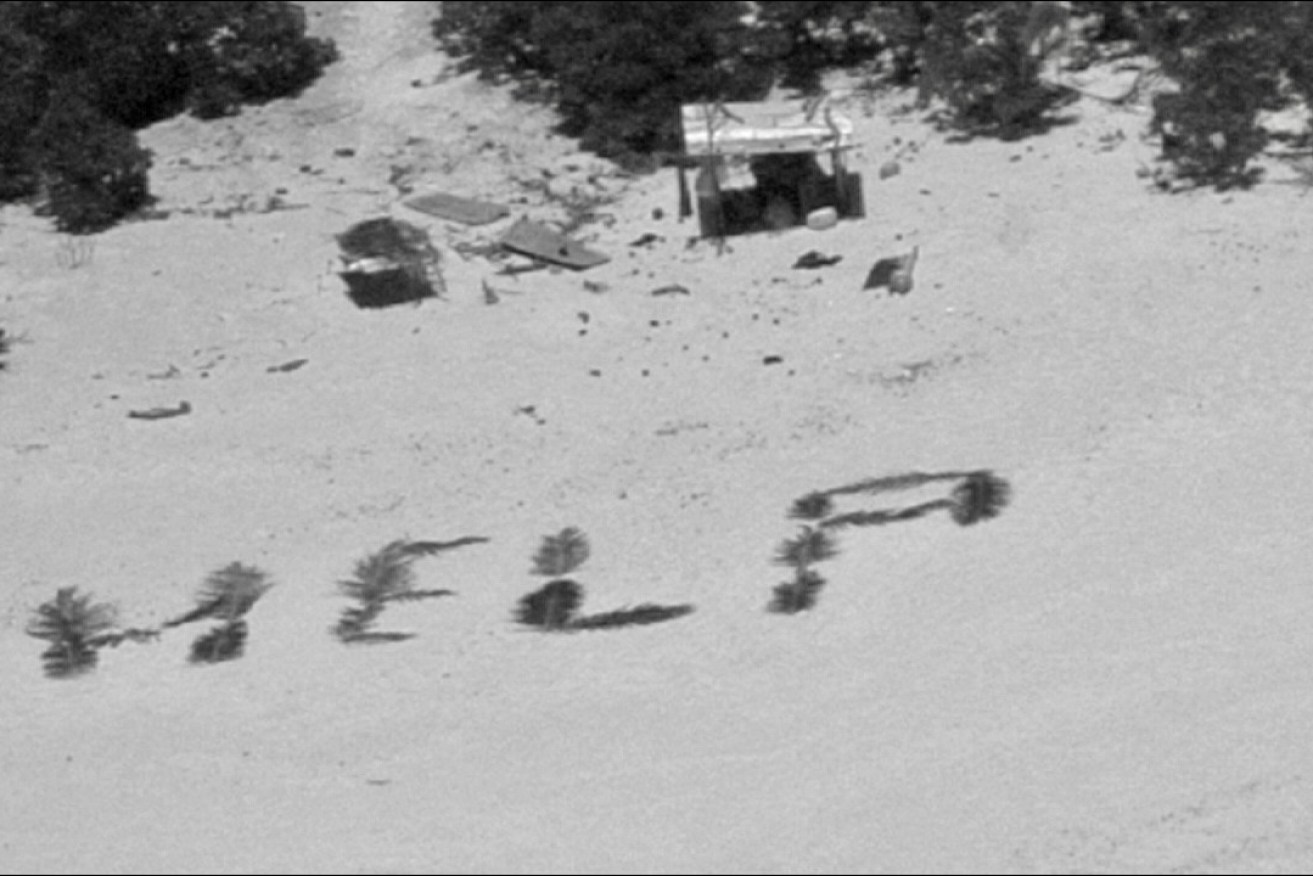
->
[{"left": 4, "top": 3, "right": 1313, "bottom": 874}]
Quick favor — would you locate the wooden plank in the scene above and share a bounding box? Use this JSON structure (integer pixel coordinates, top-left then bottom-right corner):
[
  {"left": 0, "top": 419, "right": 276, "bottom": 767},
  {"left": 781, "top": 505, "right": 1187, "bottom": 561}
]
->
[{"left": 404, "top": 192, "right": 510, "bottom": 225}]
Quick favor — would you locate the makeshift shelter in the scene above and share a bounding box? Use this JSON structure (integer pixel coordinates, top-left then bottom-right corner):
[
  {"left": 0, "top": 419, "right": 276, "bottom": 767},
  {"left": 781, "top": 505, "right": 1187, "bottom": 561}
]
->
[
  {"left": 679, "top": 97, "right": 865, "bottom": 238},
  {"left": 336, "top": 218, "right": 444, "bottom": 308}
]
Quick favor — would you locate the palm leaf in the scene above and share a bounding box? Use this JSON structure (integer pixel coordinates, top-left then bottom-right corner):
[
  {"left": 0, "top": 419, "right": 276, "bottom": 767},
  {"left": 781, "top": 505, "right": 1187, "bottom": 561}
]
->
[
  {"left": 773, "top": 526, "right": 839, "bottom": 569},
  {"left": 949, "top": 470, "right": 1011, "bottom": 525},
  {"left": 820, "top": 501, "right": 950, "bottom": 530},
  {"left": 570, "top": 603, "right": 695, "bottom": 631},
  {"left": 531, "top": 527, "right": 590, "bottom": 577},
  {"left": 385, "top": 588, "right": 456, "bottom": 603},
  {"left": 788, "top": 492, "right": 834, "bottom": 521},
  {"left": 165, "top": 563, "right": 272, "bottom": 627},
  {"left": 399, "top": 536, "right": 490, "bottom": 557},
  {"left": 26, "top": 587, "right": 117, "bottom": 646},
  {"left": 514, "top": 579, "right": 584, "bottom": 629},
  {"left": 768, "top": 569, "right": 827, "bottom": 614},
  {"left": 189, "top": 620, "right": 248, "bottom": 664},
  {"left": 338, "top": 541, "right": 415, "bottom": 604},
  {"left": 821, "top": 471, "right": 965, "bottom": 498}
]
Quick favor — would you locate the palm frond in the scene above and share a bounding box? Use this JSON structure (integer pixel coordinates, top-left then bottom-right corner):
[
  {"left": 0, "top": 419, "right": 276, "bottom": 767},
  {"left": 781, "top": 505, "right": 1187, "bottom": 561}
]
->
[
  {"left": 570, "top": 603, "right": 695, "bottom": 631},
  {"left": 822, "top": 471, "right": 964, "bottom": 498},
  {"left": 189, "top": 621, "right": 249, "bottom": 664},
  {"left": 338, "top": 541, "right": 415, "bottom": 604},
  {"left": 27, "top": 587, "right": 120, "bottom": 679},
  {"left": 950, "top": 470, "right": 1011, "bottom": 525},
  {"left": 384, "top": 588, "right": 456, "bottom": 603},
  {"left": 774, "top": 526, "right": 839, "bottom": 569},
  {"left": 768, "top": 569, "right": 827, "bottom": 614},
  {"left": 788, "top": 492, "right": 834, "bottom": 521},
  {"left": 820, "top": 500, "right": 951, "bottom": 530},
  {"left": 531, "top": 527, "right": 590, "bottom": 577},
  {"left": 39, "top": 642, "right": 99, "bottom": 679},
  {"left": 333, "top": 601, "right": 386, "bottom": 641},
  {"left": 26, "top": 587, "right": 118, "bottom": 645},
  {"left": 515, "top": 579, "right": 584, "bottom": 630},
  {"left": 165, "top": 562, "right": 273, "bottom": 627},
  {"left": 399, "top": 536, "right": 490, "bottom": 557}
]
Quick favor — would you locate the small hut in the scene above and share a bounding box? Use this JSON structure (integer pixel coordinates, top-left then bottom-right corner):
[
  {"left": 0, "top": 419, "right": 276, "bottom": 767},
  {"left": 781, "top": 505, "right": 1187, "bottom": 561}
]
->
[{"left": 679, "top": 96, "right": 864, "bottom": 238}]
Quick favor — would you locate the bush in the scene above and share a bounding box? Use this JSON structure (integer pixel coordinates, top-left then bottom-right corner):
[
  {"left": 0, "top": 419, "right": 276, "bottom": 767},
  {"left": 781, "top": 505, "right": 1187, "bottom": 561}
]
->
[
  {"left": 755, "top": 1, "right": 885, "bottom": 91},
  {"left": 0, "top": 20, "right": 47, "bottom": 201},
  {"left": 917, "top": 1, "right": 1072, "bottom": 135},
  {"left": 184, "top": 1, "right": 340, "bottom": 119},
  {"left": 1141, "top": 2, "right": 1302, "bottom": 188},
  {"left": 436, "top": 1, "right": 771, "bottom": 159},
  {"left": 27, "top": 81, "right": 153, "bottom": 233},
  {"left": 0, "top": 1, "right": 336, "bottom": 230}
]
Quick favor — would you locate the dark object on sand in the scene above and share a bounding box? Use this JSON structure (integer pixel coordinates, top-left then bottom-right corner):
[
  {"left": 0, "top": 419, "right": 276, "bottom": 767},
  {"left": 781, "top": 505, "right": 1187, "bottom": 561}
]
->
[
  {"left": 651, "top": 284, "right": 691, "bottom": 297},
  {"left": 404, "top": 191, "right": 509, "bottom": 226},
  {"left": 128, "top": 401, "right": 192, "bottom": 420},
  {"left": 793, "top": 250, "right": 842, "bottom": 269},
  {"left": 501, "top": 217, "right": 609, "bottom": 270},
  {"left": 570, "top": 603, "right": 695, "bottom": 631},
  {"left": 864, "top": 247, "right": 918, "bottom": 295},
  {"left": 266, "top": 358, "right": 308, "bottom": 373},
  {"left": 337, "top": 218, "right": 443, "bottom": 309},
  {"left": 680, "top": 99, "right": 865, "bottom": 239},
  {"left": 515, "top": 579, "right": 584, "bottom": 630},
  {"left": 629, "top": 232, "right": 662, "bottom": 248}
]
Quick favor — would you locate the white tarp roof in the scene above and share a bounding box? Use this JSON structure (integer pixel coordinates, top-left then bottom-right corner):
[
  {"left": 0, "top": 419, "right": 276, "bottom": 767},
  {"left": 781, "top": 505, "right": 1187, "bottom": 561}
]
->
[{"left": 681, "top": 97, "right": 855, "bottom": 157}]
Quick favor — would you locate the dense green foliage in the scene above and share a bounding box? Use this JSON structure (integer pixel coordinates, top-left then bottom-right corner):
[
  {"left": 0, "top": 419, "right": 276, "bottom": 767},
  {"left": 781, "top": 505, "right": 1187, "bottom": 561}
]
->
[
  {"left": 436, "top": 1, "right": 1313, "bottom": 187},
  {"left": 1140, "top": 1, "right": 1313, "bottom": 186},
  {"left": 435, "top": 1, "right": 774, "bottom": 159},
  {"left": 0, "top": 1, "right": 337, "bottom": 232}
]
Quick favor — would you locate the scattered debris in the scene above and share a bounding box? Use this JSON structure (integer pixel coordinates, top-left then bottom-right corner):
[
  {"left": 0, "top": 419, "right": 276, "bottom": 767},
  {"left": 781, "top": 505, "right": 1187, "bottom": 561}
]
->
[
  {"left": 334, "top": 147, "right": 356, "bottom": 158},
  {"left": 266, "top": 359, "right": 308, "bottom": 374},
  {"left": 793, "top": 250, "right": 842, "bottom": 269},
  {"left": 146, "top": 365, "right": 182, "bottom": 380},
  {"left": 763, "top": 355, "right": 784, "bottom": 365},
  {"left": 128, "top": 401, "right": 192, "bottom": 421},
  {"left": 651, "top": 284, "right": 691, "bottom": 297},
  {"left": 806, "top": 207, "right": 838, "bottom": 230},
  {"left": 583, "top": 280, "right": 610, "bottom": 294},
  {"left": 404, "top": 191, "right": 510, "bottom": 226},
  {"left": 889, "top": 246, "right": 919, "bottom": 295},
  {"left": 629, "top": 232, "right": 663, "bottom": 248},
  {"left": 337, "top": 218, "right": 444, "bottom": 309},
  {"left": 863, "top": 246, "right": 919, "bottom": 295},
  {"left": 879, "top": 160, "right": 902, "bottom": 180},
  {"left": 501, "top": 217, "right": 610, "bottom": 270}
]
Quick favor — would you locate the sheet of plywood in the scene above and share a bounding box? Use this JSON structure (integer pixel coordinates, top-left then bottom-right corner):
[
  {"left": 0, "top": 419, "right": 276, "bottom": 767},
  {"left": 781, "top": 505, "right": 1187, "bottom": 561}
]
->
[{"left": 500, "top": 217, "right": 609, "bottom": 270}]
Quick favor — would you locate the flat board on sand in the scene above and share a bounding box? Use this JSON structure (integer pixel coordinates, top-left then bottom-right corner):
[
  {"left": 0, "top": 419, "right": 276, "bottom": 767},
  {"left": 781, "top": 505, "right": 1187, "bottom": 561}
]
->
[
  {"left": 500, "top": 217, "right": 610, "bottom": 270},
  {"left": 404, "top": 192, "right": 510, "bottom": 225}
]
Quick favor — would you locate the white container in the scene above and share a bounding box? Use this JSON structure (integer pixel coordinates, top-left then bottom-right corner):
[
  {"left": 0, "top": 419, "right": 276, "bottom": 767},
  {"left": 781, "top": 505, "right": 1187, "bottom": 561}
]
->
[{"left": 806, "top": 207, "right": 838, "bottom": 231}]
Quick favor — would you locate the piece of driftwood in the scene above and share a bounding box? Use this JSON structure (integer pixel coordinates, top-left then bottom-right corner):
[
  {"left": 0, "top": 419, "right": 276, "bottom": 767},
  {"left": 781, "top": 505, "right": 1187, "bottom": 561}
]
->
[
  {"left": 128, "top": 401, "right": 192, "bottom": 420},
  {"left": 266, "top": 359, "right": 309, "bottom": 373}
]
